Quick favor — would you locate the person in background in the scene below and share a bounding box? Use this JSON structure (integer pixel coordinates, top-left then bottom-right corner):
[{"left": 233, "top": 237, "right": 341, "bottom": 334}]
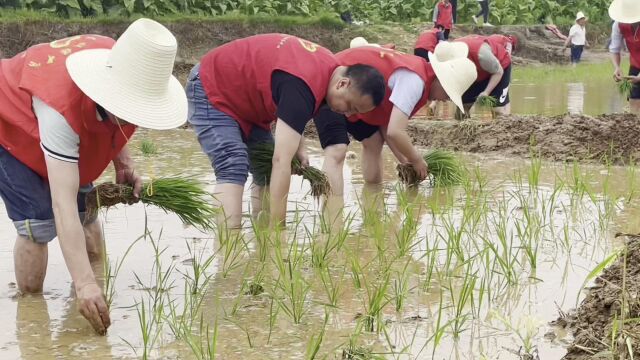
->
[
  {"left": 450, "top": 0, "right": 458, "bottom": 24},
  {"left": 472, "top": 0, "right": 493, "bottom": 27},
  {"left": 608, "top": 0, "right": 640, "bottom": 114},
  {"left": 414, "top": 27, "right": 446, "bottom": 61},
  {"left": 0, "top": 19, "right": 187, "bottom": 335},
  {"left": 452, "top": 34, "right": 512, "bottom": 115},
  {"left": 187, "top": 34, "right": 385, "bottom": 229},
  {"left": 564, "top": 12, "right": 589, "bottom": 66},
  {"left": 433, "top": 0, "right": 454, "bottom": 40}
]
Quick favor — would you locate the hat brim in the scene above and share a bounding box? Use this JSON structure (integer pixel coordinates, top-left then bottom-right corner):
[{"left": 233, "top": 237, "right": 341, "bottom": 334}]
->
[
  {"left": 66, "top": 49, "right": 187, "bottom": 130},
  {"left": 609, "top": 1, "right": 640, "bottom": 24},
  {"left": 428, "top": 51, "right": 466, "bottom": 113}
]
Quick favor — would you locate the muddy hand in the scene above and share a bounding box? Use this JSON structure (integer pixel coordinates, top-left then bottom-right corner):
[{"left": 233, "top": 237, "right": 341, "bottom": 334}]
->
[
  {"left": 411, "top": 158, "right": 429, "bottom": 182},
  {"left": 294, "top": 151, "right": 309, "bottom": 175},
  {"left": 116, "top": 168, "right": 143, "bottom": 202},
  {"left": 76, "top": 283, "right": 111, "bottom": 335}
]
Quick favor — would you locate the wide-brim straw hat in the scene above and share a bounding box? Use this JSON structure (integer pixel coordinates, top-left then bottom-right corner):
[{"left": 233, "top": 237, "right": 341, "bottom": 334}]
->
[
  {"left": 576, "top": 11, "right": 587, "bottom": 21},
  {"left": 349, "top": 36, "right": 382, "bottom": 49},
  {"left": 431, "top": 41, "right": 469, "bottom": 62},
  {"left": 66, "top": 18, "right": 187, "bottom": 130},
  {"left": 429, "top": 45, "right": 477, "bottom": 113},
  {"left": 609, "top": 0, "right": 640, "bottom": 24}
]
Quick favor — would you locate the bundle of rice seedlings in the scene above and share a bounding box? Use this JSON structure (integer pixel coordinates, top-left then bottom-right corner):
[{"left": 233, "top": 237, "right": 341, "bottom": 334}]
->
[
  {"left": 397, "top": 150, "right": 465, "bottom": 187},
  {"left": 85, "top": 177, "right": 217, "bottom": 231},
  {"left": 619, "top": 79, "right": 633, "bottom": 99},
  {"left": 248, "top": 142, "right": 331, "bottom": 197},
  {"left": 477, "top": 95, "right": 497, "bottom": 108}
]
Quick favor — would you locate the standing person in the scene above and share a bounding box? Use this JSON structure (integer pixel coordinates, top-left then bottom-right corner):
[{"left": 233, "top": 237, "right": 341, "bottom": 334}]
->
[
  {"left": 451, "top": 0, "right": 458, "bottom": 24},
  {"left": 315, "top": 39, "right": 477, "bottom": 188},
  {"left": 433, "top": 0, "right": 454, "bottom": 40},
  {"left": 472, "top": 0, "right": 493, "bottom": 27},
  {"left": 564, "top": 12, "right": 589, "bottom": 66},
  {"left": 0, "top": 18, "right": 187, "bottom": 335},
  {"left": 608, "top": 0, "right": 640, "bottom": 114},
  {"left": 452, "top": 35, "right": 512, "bottom": 115},
  {"left": 187, "top": 34, "right": 385, "bottom": 228}
]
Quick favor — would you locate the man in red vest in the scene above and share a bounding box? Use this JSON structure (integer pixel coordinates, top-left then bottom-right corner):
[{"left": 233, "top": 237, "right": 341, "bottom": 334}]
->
[
  {"left": 314, "top": 39, "right": 477, "bottom": 188},
  {"left": 0, "top": 19, "right": 186, "bottom": 334},
  {"left": 608, "top": 0, "right": 640, "bottom": 114},
  {"left": 187, "top": 34, "right": 385, "bottom": 228},
  {"left": 452, "top": 35, "right": 512, "bottom": 116}
]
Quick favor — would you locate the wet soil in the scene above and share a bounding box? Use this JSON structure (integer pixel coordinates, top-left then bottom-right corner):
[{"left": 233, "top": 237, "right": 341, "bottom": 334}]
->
[
  {"left": 555, "top": 234, "right": 640, "bottom": 359},
  {"left": 306, "top": 113, "right": 640, "bottom": 165}
]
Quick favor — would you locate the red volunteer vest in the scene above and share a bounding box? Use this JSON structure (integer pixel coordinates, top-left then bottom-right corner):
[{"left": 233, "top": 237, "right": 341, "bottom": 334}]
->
[
  {"left": 436, "top": 2, "right": 454, "bottom": 30},
  {"left": 0, "top": 35, "right": 136, "bottom": 184},
  {"left": 337, "top": 46, "right": 434, "bottom": 126},
  {"left": 199, "top": 34, "right": 339, "bottom": 137},
  {"left": 456, "top": 35, "right": 511, "bottom": 81},
  {"left": 620, "top": 23, "right": 640, "bottom": 69},
  {"left": 414, "top": 29, "right": 441, "bottom": 53}
]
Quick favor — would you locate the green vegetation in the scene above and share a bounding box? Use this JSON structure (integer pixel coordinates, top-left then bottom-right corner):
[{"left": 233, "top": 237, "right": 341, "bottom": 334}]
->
[{"left": 1, "top": 0, "right": 612, "bottom": 23}]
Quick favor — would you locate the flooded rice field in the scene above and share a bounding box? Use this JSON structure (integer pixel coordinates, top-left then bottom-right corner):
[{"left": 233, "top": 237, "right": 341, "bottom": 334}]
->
[{"left": 1, "top": 124, "right": 638, "bottom": 359}]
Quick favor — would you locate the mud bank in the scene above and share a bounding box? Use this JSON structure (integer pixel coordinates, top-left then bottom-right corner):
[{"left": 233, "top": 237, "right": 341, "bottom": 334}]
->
[
  {"left": 554, "top": 234, "right": 640, "bottom": 359},
  {"left": 305, "top": 113, "right": 640, "bottom": 165},
  {"left": 0, "top": 19, "right": 611, "bottom": 69}
]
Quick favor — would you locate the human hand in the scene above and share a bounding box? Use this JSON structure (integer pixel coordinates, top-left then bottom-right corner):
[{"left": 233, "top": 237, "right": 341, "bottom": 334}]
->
[
  {"left": 115, "top": 168, "right": 143, "bottom": 200},
  {"left": 76, "top": 283, "right": 111, "bottom": 335},
  {"left": 614, "top": 68, "right": 623, "bottom": 82},
  {"left": 630, "top": 75, "right": 640, "bottom": 84},
  {"left": 294, "top": 150, "right": 309, "bottom": 175},
  {"left": 410, "top": 157, "right": 428, "bottom": 182}
]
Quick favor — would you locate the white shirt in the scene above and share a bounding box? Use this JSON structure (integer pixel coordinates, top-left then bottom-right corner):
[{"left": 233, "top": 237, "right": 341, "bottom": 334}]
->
[
  {"left": 569, "top": 24, "right": 586, "bottom": 46},
  {"left": 388, "top": 69, "right": 426, "bottom": 117}
]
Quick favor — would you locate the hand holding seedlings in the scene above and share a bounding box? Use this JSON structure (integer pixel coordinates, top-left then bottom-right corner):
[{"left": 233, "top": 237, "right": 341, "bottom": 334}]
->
[{"left": 76, "top": 282, "right": 111, "bottom": 335}]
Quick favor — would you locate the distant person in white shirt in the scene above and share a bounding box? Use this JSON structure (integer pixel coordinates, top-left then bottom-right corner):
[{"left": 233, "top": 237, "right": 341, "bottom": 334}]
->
[{"left": 564, "top": 12, "right": 589, "bottom": 66}]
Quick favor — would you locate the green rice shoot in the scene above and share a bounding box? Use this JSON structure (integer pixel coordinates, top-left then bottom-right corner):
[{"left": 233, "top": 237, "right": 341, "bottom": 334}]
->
[
  {"left": 619, "top": 79, "right": 633, "bottom": 99},
  {"left": 248, "top": 142, "right": 331, "bottom": 197},
  {"left": 139, "top": 139, "right": 158, "bottom": 157},
  {"left": 86, "top": 177, "right": 217, "bottom": 231},
  {"left": 477, "top": 95, "right": 497, "bottom": 109},
  {"left": 397, "top": 150, "right": 466, "bottom": 186}
]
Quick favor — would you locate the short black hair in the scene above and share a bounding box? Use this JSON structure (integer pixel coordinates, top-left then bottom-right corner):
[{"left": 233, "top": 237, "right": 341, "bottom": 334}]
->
[{"left": 345, "top": 64, "right": 386, "bottom": 106}]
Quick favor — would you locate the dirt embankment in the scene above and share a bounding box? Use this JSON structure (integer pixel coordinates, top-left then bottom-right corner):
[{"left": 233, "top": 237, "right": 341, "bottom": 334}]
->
[
  {"left": 554, "top": 234, "right": 640, "bottom": 360},
  {"left": 305, "top": 113, "right": 640, "bottom": 165},
  {"left": 0, "top": 20, "right": 612, "bottom": 75}
]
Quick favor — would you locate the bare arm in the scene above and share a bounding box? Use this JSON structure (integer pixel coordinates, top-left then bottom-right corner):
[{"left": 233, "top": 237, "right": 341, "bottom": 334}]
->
[
  {"left": 45, "top": 156, "right": 110, "bottom": 334},
  {"left": 477, "top": 44, "right": 504, "bottom": 96},
  {"left": 384, "top": 106, "right": 427, "bottom": 180},
  {"left": 270, "top": 119, "right": 301, "bottom": 228},
  {"left": 611, "top": 52, "right": 623, "bottom": 81}
]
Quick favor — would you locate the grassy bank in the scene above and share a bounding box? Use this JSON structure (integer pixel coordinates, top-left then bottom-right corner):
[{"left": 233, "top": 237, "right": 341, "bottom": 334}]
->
[{"left": 512, "top": 60, "right": 629, "bottom": 83}]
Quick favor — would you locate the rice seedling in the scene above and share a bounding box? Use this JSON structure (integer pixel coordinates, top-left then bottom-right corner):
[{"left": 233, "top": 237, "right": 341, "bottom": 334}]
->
[
  {"left": 85, "top": 177, "right": 217, "bottom": 231},
  {"left": 476, "top": 95, "right": 497, "bottom": 119},
  {"left": 626, "top": 163, "right": 638, "bottom": 203},
  {"left": 528, "top": 149, "right": 542, "bottom": 190},
  {"left": 575, "top": 249, "right": 621, "bottom": 307},
  {"left": 447, "top": 264, "right": 477, "bottom": 339},
  {"left": 130, "top": 298, "right": 159, "bottom": 360},
  {"left": 216, "top": 226, "right": 249, "bottom": 278},
  {"left": 619, "top": 78, "right": 633, "bottom": 99},
  {"left": 180, "top": 314, "right": 219, "bottom": 360},
  {"left": 180, "top": 240, "right": 216, "bottom": 295},
  {"left": 305, "top": 311, "right": 329, "bottom": 360},
  {"left": 318, "top": 264, "right": 345, "bottom": 308},
  {"left": 397, "top": 150, "right": 465, "bottom": 186},
  {"left": 271, "top": 227, "right": 312, "bottom": 324},
  {"left": 139, "top": 138, "right": 159, "bottom": 157},
  {"left": 492, "top": 312, "right": 541, "bottom": 358},
  {"left": 248, "top": 142, "right": 331, "bottom": 197},
  {"left": 103, "top": 234, "right": 143, "bottom": 307},
  {"left": 359, "top": 265, "right": 392, "bottom": 333},
  {"left": 391, "top": 260, "right": 412, "bottom": 312}
]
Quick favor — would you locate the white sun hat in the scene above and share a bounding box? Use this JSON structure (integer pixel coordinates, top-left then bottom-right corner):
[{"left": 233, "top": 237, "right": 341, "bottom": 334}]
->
[
  {"left": 428, "top": 53, "right": 477, "bottom": 113},
  {"left": 432, "top": 41, "right": 469, "bottom": 62},
  {"left": 575, "top": 11, "right": 587, "bottom": 21},
  {"left": 349, "top": 36, "right": 381, "bottom": 49},
  {"left": 609, "top": 0, "right": 640, "bottom": 24},
  {"left": 66, "top": 18, "right": 187, "bottom": 130}
]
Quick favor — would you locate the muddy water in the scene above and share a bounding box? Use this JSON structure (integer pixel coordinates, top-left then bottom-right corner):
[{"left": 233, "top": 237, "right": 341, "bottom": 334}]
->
[{"left": 0, "top": 128, "right": 638, "bottom": 360}]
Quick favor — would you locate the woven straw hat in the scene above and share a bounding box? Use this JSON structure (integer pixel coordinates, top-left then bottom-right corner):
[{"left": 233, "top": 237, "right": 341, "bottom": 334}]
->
[
  {"left": 66, "top": 18, "right": 187, "bottom": 130},
  {"left": 609, "top": 0, "right": 640, "bottom": 24},
  {"left": 429, "top": 42, "right": 477, "bottom": 112}
]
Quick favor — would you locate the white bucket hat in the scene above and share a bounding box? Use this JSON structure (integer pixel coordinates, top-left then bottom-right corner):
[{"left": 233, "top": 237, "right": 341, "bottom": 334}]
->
[
  {"left": 431, "top": 41, "right": 469, "bottom": 62},
  {"left": 428, "top": 53, "right": 477, "bottom": 113},
  {"left": 575, "top": 11, "right": 587, "bottom": 21},
  {"left": 349, "top": 36, "right": 381, "bottom": 49},
  {"left": 66, "top": 18, "right": 187, "bottom": 130},
  {"left": 609, "top": 0, "right": 640, "bottom": 24}
]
